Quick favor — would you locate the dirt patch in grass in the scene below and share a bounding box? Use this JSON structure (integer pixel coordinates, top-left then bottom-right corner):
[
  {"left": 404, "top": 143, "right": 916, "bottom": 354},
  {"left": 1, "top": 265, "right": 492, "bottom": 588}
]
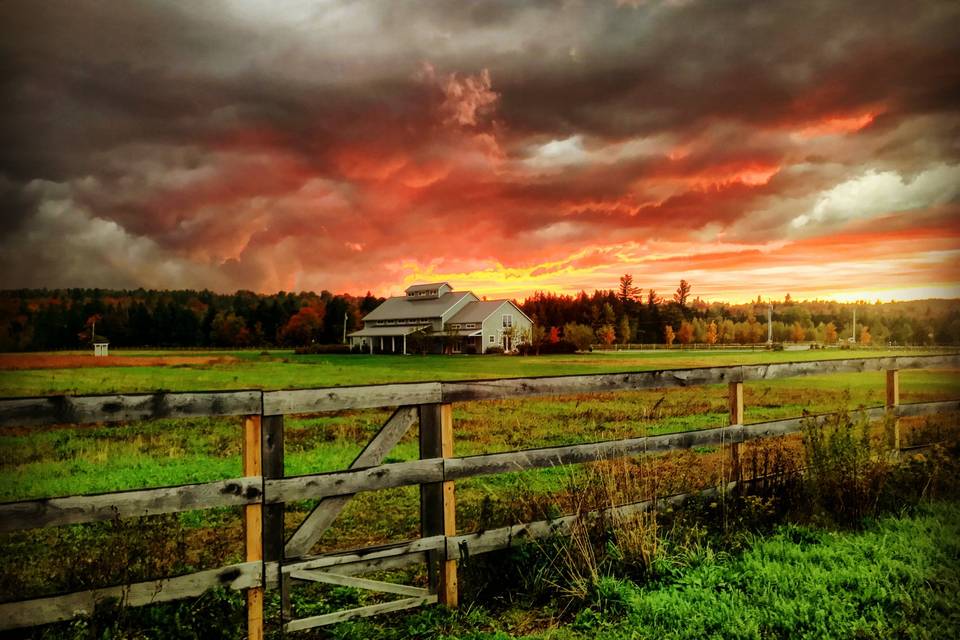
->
[{"left": 0, "top": 354, "right": 241, "bottom": 370}]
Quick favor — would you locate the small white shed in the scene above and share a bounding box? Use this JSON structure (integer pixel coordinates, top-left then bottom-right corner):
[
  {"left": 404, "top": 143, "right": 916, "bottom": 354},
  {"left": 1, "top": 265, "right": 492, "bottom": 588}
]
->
[{"left": 93, "top": 340, "right": 109, "bottom": 357}]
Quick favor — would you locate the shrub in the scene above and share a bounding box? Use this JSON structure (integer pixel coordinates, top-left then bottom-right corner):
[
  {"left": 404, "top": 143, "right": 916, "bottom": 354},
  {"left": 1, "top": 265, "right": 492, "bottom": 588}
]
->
[
  {"left": 484, "top": 346, "right": 505, "bottom": 355},
  {"left": 538, "top": 340, "right": 578, "bottom": 355},
  {"left": 801, "top": 410, "right": 894, "bottom": 526}
]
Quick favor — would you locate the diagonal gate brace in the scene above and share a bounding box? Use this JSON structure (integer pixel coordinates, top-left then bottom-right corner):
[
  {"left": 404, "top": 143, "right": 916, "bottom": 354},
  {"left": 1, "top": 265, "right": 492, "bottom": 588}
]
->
[{"left": 285, "top": 406, "right": 419, "bottom": 558}]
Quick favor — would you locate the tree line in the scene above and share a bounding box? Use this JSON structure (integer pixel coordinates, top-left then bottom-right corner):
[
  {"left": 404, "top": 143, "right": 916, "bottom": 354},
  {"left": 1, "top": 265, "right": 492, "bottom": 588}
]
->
[
  {"left": 0, "top": 288, "right": 383, "bottom": 351},
  {"left": 0, "top": 280, "right": 957, "bottom": 352},
  {"left": 518, "top": 276, "right": 960, "bottom": 350}
]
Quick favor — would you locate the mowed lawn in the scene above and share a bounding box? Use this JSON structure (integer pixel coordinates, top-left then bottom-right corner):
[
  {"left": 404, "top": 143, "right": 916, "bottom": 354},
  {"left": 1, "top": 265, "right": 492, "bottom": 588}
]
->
[{"left": 0, "top": 347, "right": 955, "bottom": 396}]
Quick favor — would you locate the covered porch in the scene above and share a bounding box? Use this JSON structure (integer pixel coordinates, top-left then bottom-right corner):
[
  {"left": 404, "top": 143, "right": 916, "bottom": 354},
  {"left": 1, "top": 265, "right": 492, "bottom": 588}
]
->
[{"left": 347, "top": 325, "right": 429, "bottom": 354}]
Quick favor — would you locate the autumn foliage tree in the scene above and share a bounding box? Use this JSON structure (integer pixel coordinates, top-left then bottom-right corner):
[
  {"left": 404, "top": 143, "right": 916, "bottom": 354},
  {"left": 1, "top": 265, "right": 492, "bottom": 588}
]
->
[
  {"left": 618, "top": 316, "right": 631, "bottom": 344},
  {"left": 859, "top": 326, "right": 872, "bottom": 345},
  {"left": 664, "top": 324, "right": 675, "bottom": 346},
  {"left": 211, "top": 311, "right": 251, "bottom": 347},
  {"left": 790, "top": 321, "right": 806, "bottom": 342},
  {"left": 279, "top": 304, "right": 326, "bottom": 346},
  {"left": 677, "top": 320, "right": 694, "bottom": 345},
  {"left": 673, "top": 279, "right": 692, "bottom": 308},
  {"left": 596, "top": 324, "right": 616, "bottom": 346},
  {"left": 824, "top": 322, "right": 838, "bottom": 344},
  {"left": 706, "top": 320, "right": 718, "bottom": 345},
  {"left": 618, "top": 274, "right": 641, "bottom": 302}
]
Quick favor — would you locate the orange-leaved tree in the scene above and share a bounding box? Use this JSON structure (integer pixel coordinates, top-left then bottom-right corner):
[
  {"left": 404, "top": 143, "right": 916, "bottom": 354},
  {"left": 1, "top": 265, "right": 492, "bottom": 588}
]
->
[
  {"left": 279, "top": 304, "right": 326, "bottom": 346},
  {"left": 706, "top": 320, "right": 718, "bottom": 345},
  {"left": 664, "top": 324, "right": 676, "bottom": 346},
  {"left": 824, "top": 321, "right": 838, "bottom": 344}
]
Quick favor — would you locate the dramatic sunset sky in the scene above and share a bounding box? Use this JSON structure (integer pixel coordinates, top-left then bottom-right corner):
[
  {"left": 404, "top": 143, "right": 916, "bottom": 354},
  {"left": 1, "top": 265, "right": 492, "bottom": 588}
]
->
[{"left": 1, "top": 1, "right": 958, "bottom": 302}]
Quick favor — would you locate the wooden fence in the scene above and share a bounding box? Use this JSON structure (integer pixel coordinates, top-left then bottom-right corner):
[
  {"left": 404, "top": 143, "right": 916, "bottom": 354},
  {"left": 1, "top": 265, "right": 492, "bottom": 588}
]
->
[{"left": 0, "top": 354, "right": 958, "bottom": 635}]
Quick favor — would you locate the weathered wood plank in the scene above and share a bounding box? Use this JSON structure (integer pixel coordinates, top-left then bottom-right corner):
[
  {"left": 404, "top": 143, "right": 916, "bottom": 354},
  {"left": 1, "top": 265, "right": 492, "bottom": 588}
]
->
[
  {"left": 0, "top": 476, "right": 262, "bottom": 533},
  {"left": 259, "top": 414, "right": 288, "bottom": 619},
  {"left": 284, "top": 595, "right": 437, "bottom": 632},
  {"left": 283, "top": 536, "right": 445, "bottom": 574},
  {"left": 263, "top": 398, "right": 958, "bottom": 501},
  {"left": 287, "top": 571, "right": 429, "bottom": 597},
  {"left": 898, "top": 399, "right": 960, "bottom": 417},
  {"left": 447, "top": 483, "right": 737, "bottom": 561},
  {"left": 444, "top": 425, "right": 745, "bottom": 481},
  {"left": 1, "top": 356, "right": 954, "bottom": 423},
  {"left": 441, "top": 354, "right": 959, "bottom": 404},
  {"left": 262, "top": 382, "right": 442, "bottom": 416},
  {"left": 265, "top": 459, "right": 444, "bottom": 503},
  {"left": 285, "top": 406, "right": 419, "bottom": 558},
  {"left": 0, "top": 390, "right": 262, "bottom": 428},
  {"left": 0, "top": 562, "right": 262, "bottom": 631},
  {"left": 729, "top": 381, "right": 744, "bottom": 484}
]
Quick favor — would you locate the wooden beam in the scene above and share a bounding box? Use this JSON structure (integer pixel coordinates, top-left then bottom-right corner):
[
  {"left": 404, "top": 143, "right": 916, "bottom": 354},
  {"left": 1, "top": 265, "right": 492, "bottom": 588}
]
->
[
  {"left": 260, "top": 414, "right": 287, "bottom": 623},
  {"left": 0, "top": 390, "right": 261, "bottom": 428},
  {"left": 887, "top": 369, "right": 900, "bottom": 453},
  {"left": 262, "top": 382, "right": 442, "bottom": 416},
  {"left": 284, "top": 406, "right": 419, "bottom": 558},
  {"left": 266, "top": 398, "right": 959, "bottom": 502},
  {"left": 0, "top": 476, "right": 262, "bottom": 533},
  {"left": 266, "top": 459, "right": 444, "bottom": 503},
  {"left": 0, "top": 562, "right": 261, "bottom": 631},
  {"left": 244, "top": 415, "right": 264, "bottom": 640},
  {"left": 283, "top": 535, "right": 445, "bottom": 574},
  {"left": 284, "top": 595, "right": 437, "bottom": 632},
  {"left": 447, "top": 482, "right": 738, "bottom": 561},
  {"left": 729, "top": 381, "right": 744, "bottom": 484},
  {"left": 445, "top": 425, "right": 742, "bottom": 481},
  {"left": 419, "top": 403, "right": 457, "bottom": 607},
  {"left": 287, "top": 571, "right": 429, "bottom": 597}
]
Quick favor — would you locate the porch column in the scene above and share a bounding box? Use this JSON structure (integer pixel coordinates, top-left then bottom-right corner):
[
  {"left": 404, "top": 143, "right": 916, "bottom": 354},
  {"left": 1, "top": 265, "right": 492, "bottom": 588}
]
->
[
  {"left": 392, "top": 336, "right": 396, "bottom": 352},
  {"left": 380, "top": 336, "right": 384, "bottom": 351},
  {"left": 369, "top": 339, "right": 373, "bottom": 355},
  {"left": 403, "top": 334, "right": 407, "bottom": 355}
]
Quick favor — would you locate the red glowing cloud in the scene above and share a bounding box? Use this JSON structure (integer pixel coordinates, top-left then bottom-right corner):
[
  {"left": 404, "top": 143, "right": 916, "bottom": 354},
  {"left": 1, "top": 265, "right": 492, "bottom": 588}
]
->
[{"left": 1, "top": 1, "right": 958, "bottom": 301}]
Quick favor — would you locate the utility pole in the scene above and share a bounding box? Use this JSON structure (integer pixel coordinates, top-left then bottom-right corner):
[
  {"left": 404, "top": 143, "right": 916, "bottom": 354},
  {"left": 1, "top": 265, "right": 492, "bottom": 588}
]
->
[
  {"left": 852, "top": 307, "right": 856, "bottom": 345},
  {"left": 342, "top": 312, "right": 348, "bottom": 344}
]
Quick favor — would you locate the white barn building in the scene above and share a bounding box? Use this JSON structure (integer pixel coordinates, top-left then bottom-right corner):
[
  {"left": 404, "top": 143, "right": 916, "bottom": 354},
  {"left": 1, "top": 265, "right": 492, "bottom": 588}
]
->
[{"left": 348, "top": 283, "right": 532, "bottom": 354}]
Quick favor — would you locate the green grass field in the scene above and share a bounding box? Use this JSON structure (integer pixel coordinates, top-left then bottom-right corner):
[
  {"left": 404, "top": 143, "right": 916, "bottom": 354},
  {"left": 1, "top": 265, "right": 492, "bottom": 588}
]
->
[
  {"left": 0, "top": 347, "right": 952, "bottom": 396},
  {"left": 1, "top": 348, "right": 958, "bottom": 638}
]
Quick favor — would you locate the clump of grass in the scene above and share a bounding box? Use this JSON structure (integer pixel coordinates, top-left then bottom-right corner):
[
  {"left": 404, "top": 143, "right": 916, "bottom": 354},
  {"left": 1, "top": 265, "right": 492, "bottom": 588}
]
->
[{"left": 801, "top": 410, "right": 894, "bottom": 526}]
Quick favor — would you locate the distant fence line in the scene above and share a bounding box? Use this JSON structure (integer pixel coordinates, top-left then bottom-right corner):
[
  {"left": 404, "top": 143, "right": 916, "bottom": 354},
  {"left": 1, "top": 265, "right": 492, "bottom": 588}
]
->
[{"left": 0, "top": 354, "right": 958, "bottom": 635}]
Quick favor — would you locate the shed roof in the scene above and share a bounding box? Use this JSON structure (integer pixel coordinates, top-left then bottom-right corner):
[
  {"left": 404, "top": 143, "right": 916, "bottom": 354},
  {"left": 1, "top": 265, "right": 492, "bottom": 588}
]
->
[{"left": 362, "top": 291, "right": 474, "bottom": 321}]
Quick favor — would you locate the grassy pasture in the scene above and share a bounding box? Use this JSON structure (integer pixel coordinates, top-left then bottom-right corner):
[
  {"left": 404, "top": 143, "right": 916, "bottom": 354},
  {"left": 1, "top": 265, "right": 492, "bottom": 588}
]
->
[
  {"left": 0, "top": 348, "right": 958, "bottom": 637},
  {"left": 0, "top": 347, "right": 951, "bottom": 396}
]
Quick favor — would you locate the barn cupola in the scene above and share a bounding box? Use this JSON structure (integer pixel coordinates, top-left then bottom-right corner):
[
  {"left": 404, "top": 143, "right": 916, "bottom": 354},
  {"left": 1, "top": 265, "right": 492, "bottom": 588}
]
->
[{"left": 404, "top": 282, "right": 452, "bottom": 300}]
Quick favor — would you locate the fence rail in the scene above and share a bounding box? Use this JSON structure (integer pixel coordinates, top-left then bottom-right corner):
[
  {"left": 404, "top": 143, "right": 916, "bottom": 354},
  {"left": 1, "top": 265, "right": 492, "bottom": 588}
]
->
[{"left": 1, "top": 354, "right": 958, "bottom": 634}]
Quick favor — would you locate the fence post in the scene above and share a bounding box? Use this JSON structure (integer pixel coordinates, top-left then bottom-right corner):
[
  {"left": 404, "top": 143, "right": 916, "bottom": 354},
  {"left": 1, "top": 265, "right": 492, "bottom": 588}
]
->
[
  {"left": 419, "top": 403, "right": 458, "bottom": 607},
  {"left": 261, "top": 414, "right": 288, "bottom": 623},
  {"left": 886, "top": 369, "right": 900, "bottom": 455},
  {"left": 243, "top": 415, "right": 264, "bottom": 640},
  {"left": 728, "top": 381, "right": 744, "bottom": 487}
]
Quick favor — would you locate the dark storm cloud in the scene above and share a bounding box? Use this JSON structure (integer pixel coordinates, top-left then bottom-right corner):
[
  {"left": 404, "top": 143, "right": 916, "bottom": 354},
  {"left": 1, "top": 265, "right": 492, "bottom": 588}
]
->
[{"left": 0, "top": 0, "right": 958, "bottom": 297}]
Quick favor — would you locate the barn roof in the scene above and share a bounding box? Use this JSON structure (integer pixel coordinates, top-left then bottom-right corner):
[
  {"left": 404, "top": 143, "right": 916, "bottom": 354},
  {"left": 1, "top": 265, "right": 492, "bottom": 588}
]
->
[
  {"left": 362, "top": 291, "right": 475, "bottom": 321},
  {"left": 448, "top": 300, "right": 531, "bottom": 324}
]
